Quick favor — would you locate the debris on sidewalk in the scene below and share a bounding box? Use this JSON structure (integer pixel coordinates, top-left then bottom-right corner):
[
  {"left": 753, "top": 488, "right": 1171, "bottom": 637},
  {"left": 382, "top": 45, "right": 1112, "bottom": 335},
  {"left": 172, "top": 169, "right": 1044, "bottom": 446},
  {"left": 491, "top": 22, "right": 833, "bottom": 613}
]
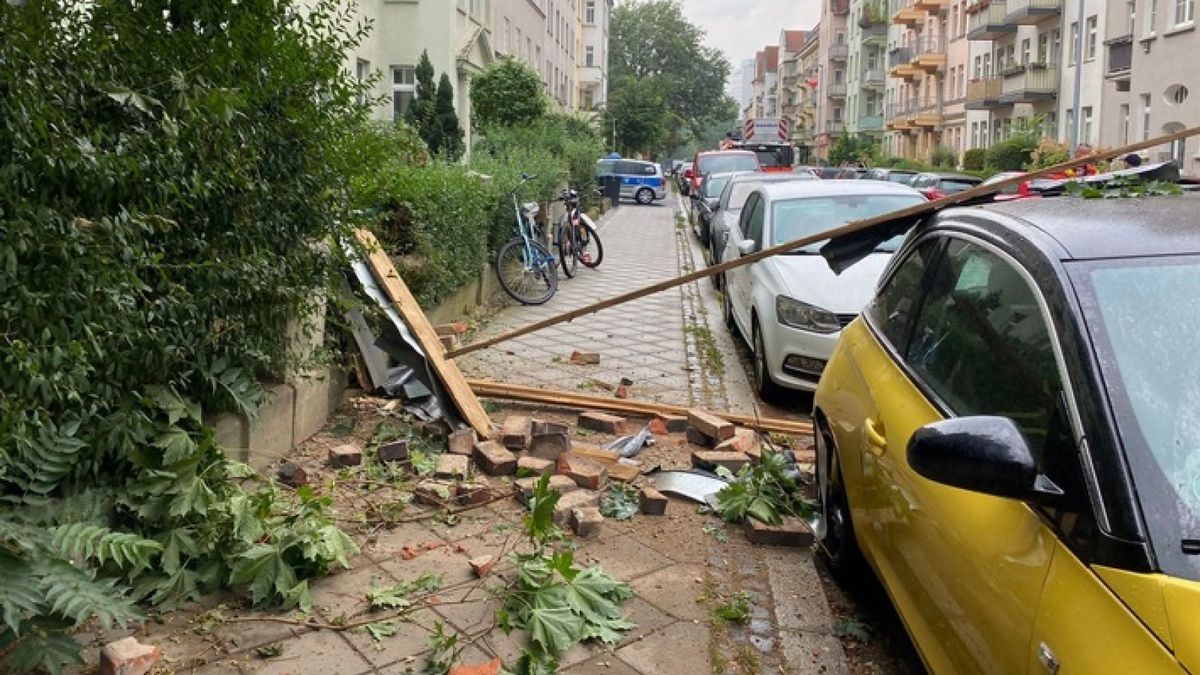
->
[
  {"left": 99, "top": 637, "right": 161, "bottom": 675},
  {"left": 746, "top": 517, "right": 816, "bottom": 547},
  {"left": 569, "top": 350, "right": 601, "bottom": 364},
  {"left": 648, "top": 469, "right": 728, "bottom": 504},
  {"left": 328, "top": 443, "right": 364, "bottom": 468}
]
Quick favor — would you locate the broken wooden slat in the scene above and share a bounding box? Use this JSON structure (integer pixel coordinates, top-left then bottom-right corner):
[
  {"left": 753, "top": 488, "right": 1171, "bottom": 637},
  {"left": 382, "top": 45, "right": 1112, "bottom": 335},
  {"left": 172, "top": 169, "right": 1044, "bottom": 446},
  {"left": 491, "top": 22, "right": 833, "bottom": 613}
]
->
[
  {"left": 355, "top": 229, "right": 494, "bottom": 439},
  {"left": 467, "top": 378, "right": 813, "bottom": 436},
  {"left": 445, "top": 126, "right": 1200, "bottom": 359}
]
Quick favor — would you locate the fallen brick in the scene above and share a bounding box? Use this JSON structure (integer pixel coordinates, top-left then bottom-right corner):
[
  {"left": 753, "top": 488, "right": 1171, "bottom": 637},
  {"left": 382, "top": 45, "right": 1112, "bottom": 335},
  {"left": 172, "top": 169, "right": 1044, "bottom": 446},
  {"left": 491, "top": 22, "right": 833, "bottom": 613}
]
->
[
  {"left": 515, "top": 475, "right": 578, "bottom": 504},
  {"left": 567, "top": 443, "right": 622, "bottom": 465},
  {"left": 614, "top": 384, "right": 629, "bottom": 399},
  {"left": 638, "top": 487, "right": 668, "bottom": 515},
  {"left": 449, "top": 657, "right": 502, "bottom": 675},
  {"left": 500, "top": 416, "right": 533, "bottom": 450},
  {"left": 435, "top": 322, "right": 468, "bottom": 337},
  {"left": 552, "top": 489, "right": 600, "bottom": 527},
  {"left": 328, "top": 443, "right": 363, "bottom": 468},
  {"left": 654, "top": 412, "right": 689, "bottom": 433},
  {"left": 685, "top": 427, "right": 714, "bottom": 447},
  {"left": 457, "top": 480, "right": 499, "bottom": 506},
  {"left": 569, "top": 350, "right": 601, "bottom": 364},
  {"left": 434, "top": 453, "right": 470, "bottom": 480},
  {"left": 578, "top": 411, "right": 626, "bottom": 434},
  {"left": 438, "top": 334, "right": 459, "bottom": 351},
  {"left": 571, "top": 506, "right": 604, "bottom": 538},
  {"left": 415, "top": 419, "right": 449, "bottom": 438},
  {"left": 691, "top": 450, "right": 751, "bottom": 474},
  {"left": 688, "top": 409, "right": 736, "bottom": 442},
  {"left": 415, "top": 479, "right": 458, "bottom": 507},
  {"left": 447, "top": 428, "right": 477, "bottom": 456},
  {"left": 468, "top": 554, "right": 495, "bottom": 578},
  {"left": 746, "top": 517, "right": 815, "bottom": 547},
  {"left": 517, "top": 455, "right": 555, "bottom": 477},
  {"left": 528, "top": 427, "right": 571, "bottom": 460},
  {"left": 377, "top": 440, "right": 409, "bottom": 464},
  {"left": 607, "top": 462, "right": 641, "bottom": 483},
  {"left": 276, "top": 461, "right": 308, "bottom": 487},
  {"left": 557, "top": 452, "right": 608, "bottom": 491},
  {"left": 715, "top": 428, "right": 761, "bottom": 461},
  {"left": 100, "top": 637, "right": 161, "bottom": 675},
  {"left": 473, "top": 440, "right": 517, "bottom": 476}
]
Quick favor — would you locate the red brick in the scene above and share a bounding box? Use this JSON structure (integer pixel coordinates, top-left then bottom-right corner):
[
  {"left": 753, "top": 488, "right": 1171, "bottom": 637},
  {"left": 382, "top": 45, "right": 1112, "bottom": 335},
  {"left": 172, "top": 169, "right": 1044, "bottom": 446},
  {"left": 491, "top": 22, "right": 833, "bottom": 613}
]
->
[
  {"left": 691, "top": 450, "right": 751, "bottom": 474},
  {"left": 328, "top": 443, "right": 362, "bottom": 468},
  {"left": 715, "top": 428, "right": 761, "bottom": 460},
  {"left": 528, "top": 428, "right": 570, "bottom": 460},
  {"left": 449, "top": 657, "right": 501, "bottom": 675},
  {"left": 654, "top": 413, "right": 689, "bottom": 432},
  {"left": 578, "top": 411, "right": 626, "bottom": 434},
  {"left": 415, "top": 479, "right": 458, "bottom": 507},
  {"left": 435, "top": 322, "right": 468, "bottom": 337},
  {"left": 100, "top": 637, "right": 161, "bottom": 675},
  {"left": 569, "top": 351, "right": 601, "bottom": 364},
  {"left": 447, "top": 428, "right": 477, "bottom": 456},
  {"left": 552, "top": 489, "right": 600, "bottom": 527},
  {"left": 685, "top": 427, "right": 714, "bottom": 447},
  {"left": 614, "top": 384, "right": 629, "bottom": 399},
  {"left": 746, "top": 517, "right": 815, "bottom": 547},
  {"left": 648, "top": 418, "right": 669, "bottom": 435},
  {"left": 638, "top": 487, "right": 668, "bottom": 515},
  {"left": 556, "top": 452, "right": 608, "bottom": 490},
  {"left": 438, "top": 334, "right": 459, "bottom": 351},
  {"left": 473, "top": 440, "right": 517, "bottom": 475},
  {"left": 457, "top": 479, "right": 499, "bottom": 506},
  {"left": 571, "top": 506, "right": 604, "bottom": 538},
  {"left": 517, "top": 455, "right": 555, "bottom": 477},
  {"left": 607, "top": 462, "right": 641, "bottom": 483},
  {"left": 377, "top": 440, "right": 409, "bottom": 463},
  {"left": 500, "top": 416, "right": 532, "bottom": 450},
  {"left": 435, "top": 453, "right": 470, "bottom": 480},
  {"left": 468, "top": 554, "right": 495, "bottom": 577},
  {"left": 687, "top": 409, "right": 735, "bottom": 442},
  {"left": 515, "top": 475, "right": 578, "bottom": 504},
  {"left": 276, "top": 461, "right": 307, "bottom": 487},
  {"left": 532, "top": 419, "right": 571, "bottom": 435}
]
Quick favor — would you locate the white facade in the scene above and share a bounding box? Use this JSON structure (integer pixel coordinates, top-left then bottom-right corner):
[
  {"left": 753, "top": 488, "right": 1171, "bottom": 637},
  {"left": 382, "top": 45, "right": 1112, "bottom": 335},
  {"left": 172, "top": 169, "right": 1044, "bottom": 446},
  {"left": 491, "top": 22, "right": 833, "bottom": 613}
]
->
[{"left": 577, "top": 0, "right": 612, "bottom": 110}]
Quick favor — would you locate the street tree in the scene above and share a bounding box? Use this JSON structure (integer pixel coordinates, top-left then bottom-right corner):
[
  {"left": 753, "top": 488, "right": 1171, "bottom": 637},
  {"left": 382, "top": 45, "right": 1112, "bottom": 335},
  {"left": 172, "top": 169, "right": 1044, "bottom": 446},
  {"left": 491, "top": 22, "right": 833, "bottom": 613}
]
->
[
  {"left": 604, "top": 77, "right": 671, "bottom": 157},
  {"left": 434, "top": 72, "right": 464, "bottom": 159},
  {"left": 471, "top": 57, "right": 548, "bottom": 128},
  {"left": 404, "top": 50, "right": 438, "bottom": 147}
]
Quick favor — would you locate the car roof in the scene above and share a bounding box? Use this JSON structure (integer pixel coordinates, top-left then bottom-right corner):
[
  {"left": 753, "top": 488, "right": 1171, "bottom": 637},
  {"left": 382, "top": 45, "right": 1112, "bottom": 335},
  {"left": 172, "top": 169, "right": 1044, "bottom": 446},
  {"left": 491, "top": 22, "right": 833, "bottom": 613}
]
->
[
  {"left": 923, "top": 172, "right": 980, "bottom": 181},
  {"left": 756, "top": 179, "right": 924, "bottom": 200},
  {"left": 945, "top": 193, "right": 1200, "bottom": 260},
  {"left": 728, "top": 171, "right": 809, "bottom": 184},
  {"left": 697, "top": 150, "right": 756, "bottom": 158}
]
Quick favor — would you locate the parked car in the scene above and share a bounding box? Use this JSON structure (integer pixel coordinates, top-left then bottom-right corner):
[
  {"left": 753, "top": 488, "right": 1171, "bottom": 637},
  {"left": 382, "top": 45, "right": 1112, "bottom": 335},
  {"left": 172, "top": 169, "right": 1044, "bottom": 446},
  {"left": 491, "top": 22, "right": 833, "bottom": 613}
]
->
[
  {"left": 708, "top": 172, "right": 817, "bottom": 270},
  {"left": 863, "top": 168, "right": 919, "bottom": 185},
  {"left": 595, "top": 158, "right": 668, "bottom": 204},
  {"left": 690, "top": 171, "right": 744, "bottom": 247},
  {"left": 812, "top": 193, "right": 1200, "bottom": 674},
  {"left": 677, "top": 161, "right": 694, "bottom": 194},
  {"left": 686, "top": 150, "right": 760, "bottom": 195},
  {"left": 792, "top": 167, "right": 819, "bottom": 178},
  {"left": 909, "top": 172, "right": 982, "bottom": 200},
  {"left": 719, "top": 180, "right": 926, "bottom": 397},
  {"left": 833, "top": 167, "right": 871, "bottom": 179}
]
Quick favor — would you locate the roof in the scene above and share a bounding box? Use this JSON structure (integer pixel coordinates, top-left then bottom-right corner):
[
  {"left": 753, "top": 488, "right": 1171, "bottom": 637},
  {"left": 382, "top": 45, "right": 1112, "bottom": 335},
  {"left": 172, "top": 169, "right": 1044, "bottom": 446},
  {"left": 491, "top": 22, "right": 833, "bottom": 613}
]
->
[
  {"left": 957, "top": 194, "right": 1200, "bottom": 261},
  {"left": 756, "top": 47, "right": 779, "bottom": 77},
  {"left": 782, "top": 30, "right": 807, "bottom": 53},
  {"left": 757, "top": 178, "right": 924, "bottom": 201},
  {"left": 696, "top": 149, "right": 756, "bottom": 158}
]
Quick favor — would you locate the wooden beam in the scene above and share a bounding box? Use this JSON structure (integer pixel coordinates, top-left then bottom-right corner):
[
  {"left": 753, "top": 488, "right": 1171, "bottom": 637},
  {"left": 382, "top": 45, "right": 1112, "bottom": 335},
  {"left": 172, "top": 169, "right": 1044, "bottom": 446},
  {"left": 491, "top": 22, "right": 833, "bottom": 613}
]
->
[
  {"left": 355, "top": 230, "right": 494, "bottom": 439},
  {"left": 446, "top": 126, "right": 1200, "bottom": 358},
  {"left": 467, "top": 378, "right": 814, "bottom": 436}
]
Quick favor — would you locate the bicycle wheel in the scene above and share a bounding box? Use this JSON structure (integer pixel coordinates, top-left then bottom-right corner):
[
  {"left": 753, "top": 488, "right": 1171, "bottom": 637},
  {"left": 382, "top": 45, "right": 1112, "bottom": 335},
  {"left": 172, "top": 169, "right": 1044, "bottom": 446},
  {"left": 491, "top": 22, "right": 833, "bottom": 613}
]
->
[
  {"left": 558, "top": 218, "right": 579, "bottom": 278},
  {"left": 577, "top": 219, "right": 604, "bottom": 269},
  {"left": 496, "top": 237, "right": 558, "bottom": 305}
]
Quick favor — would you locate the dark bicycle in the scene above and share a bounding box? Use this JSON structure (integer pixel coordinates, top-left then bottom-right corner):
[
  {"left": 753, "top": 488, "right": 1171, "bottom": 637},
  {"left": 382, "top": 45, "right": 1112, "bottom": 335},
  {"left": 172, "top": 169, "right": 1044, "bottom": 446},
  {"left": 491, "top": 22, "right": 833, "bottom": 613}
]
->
[{"left": 554, "top": 188, "right": 604, "bottom": 278}]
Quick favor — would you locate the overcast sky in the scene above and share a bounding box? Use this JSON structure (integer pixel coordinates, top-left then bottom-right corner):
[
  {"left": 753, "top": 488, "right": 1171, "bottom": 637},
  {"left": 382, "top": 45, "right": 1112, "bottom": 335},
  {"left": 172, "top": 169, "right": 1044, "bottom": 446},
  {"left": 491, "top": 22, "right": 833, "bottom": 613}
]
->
[{"left": 675, "top": 0, "right": 821, "bottom": 72}]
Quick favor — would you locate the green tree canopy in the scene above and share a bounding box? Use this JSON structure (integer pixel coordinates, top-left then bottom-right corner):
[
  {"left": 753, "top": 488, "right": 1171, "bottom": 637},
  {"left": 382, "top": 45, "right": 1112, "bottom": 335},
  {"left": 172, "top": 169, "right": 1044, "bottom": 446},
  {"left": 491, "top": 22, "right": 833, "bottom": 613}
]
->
[
  {"left": 404, "top": 50, "right": 438, "bottom": 148},
  {"left": 434, "top": 73, "right": 463, "bottom": 159},
  {"left": 471, "top": 57, "right": 548, "bottom": 128}
]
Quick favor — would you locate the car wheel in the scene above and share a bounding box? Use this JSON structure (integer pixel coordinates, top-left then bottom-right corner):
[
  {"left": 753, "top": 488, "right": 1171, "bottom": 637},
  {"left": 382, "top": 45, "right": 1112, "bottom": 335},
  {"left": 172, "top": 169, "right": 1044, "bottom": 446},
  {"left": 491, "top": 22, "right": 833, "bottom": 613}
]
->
[
  {"left": 636, "top": 188, "right": 653, "bottom": 205},
  {"left": 815, "top": 420, "right": 863, "bottom": 580},
  {"left": 752, "top": 319, "right": 784, "bottom": 401},
  {"left": 722, "top": 282, "right": 735, "bottom": 330}
]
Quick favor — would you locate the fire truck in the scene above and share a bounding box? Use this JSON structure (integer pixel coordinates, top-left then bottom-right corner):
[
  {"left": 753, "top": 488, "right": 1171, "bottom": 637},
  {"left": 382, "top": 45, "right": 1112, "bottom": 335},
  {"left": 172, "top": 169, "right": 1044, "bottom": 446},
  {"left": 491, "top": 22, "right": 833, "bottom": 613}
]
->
[{"left": 730, "top": 118, "right": 796, "bottom": 173}]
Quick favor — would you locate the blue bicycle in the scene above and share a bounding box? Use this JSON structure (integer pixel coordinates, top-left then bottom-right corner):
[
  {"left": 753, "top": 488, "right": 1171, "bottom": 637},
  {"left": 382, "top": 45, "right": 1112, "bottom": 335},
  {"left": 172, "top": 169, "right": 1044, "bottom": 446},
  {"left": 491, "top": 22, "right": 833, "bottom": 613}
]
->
[{"left": 495, "top": 174, "right": 559, "bottom": 305}]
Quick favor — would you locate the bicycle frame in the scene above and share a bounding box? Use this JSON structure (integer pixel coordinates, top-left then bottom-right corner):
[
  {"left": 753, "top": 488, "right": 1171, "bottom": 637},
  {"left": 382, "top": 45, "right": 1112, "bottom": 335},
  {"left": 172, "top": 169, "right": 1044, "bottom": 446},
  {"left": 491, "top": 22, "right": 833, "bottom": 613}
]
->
[{"left": 511, "top": 189, "right": 553, "bottom": 270}]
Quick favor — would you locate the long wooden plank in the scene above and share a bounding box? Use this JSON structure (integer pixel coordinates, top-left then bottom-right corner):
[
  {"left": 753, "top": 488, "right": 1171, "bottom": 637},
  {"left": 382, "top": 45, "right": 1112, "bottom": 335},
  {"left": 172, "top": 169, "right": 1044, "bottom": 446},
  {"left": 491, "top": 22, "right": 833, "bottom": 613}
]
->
[
  {"left": 468, "top": 378, "right": 813, "bottom": 436},
  {"left": 355, "top": 229, "right": 494, "bottom": 439},
  {"left": 446, "top": 126, "right": 1200, "bottom": 359}
]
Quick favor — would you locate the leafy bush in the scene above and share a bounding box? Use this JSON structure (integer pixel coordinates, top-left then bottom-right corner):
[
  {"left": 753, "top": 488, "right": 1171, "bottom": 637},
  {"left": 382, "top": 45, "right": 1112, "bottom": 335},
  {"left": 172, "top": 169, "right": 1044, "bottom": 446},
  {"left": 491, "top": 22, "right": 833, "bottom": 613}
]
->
[
  {"left": 0, "top": 1, "right": 364, "bottom": 669},
  {"left": 986, "top": 137, "right": 1037, "bottom": 172},
  {"left": 930, "top": 145, "right": 957, "bottom": 169},
  {"left": 1026, "top": 138, "right": 1071, "bottom": 169},
  {"left": 471, "top": 57, "right": 550, "bottom": 128},
  {"left": 963, "top": 148, "right": 987, "bottom": 171}
]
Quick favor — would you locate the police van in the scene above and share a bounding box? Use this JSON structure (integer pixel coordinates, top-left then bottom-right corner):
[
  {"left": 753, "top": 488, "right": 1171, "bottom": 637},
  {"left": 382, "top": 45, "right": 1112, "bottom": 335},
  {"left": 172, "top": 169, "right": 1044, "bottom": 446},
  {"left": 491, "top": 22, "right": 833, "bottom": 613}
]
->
[{"left": 595, "top": 158, "right": 667, "bottom": 205}]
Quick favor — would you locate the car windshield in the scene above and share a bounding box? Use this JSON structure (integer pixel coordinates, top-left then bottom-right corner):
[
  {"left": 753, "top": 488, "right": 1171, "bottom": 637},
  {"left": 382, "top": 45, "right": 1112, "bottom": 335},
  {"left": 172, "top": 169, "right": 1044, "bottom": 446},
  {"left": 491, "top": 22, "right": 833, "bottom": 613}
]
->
[
  {"left": 983, "top": 172, "right": 1024, "bottom": 194},
  {"left": 704, "top": 176, "right": 731, "bottom": 198},
  {"left": 701, "top": 154, "right": 758, "bottom": 175},
  {"left": 770, "top": 194, "right": 925, "bottom": 250},
  {"left": 1079, "top": 256, "right": 1200, "bottom": 570},
  {"left": 941, "top": 178, "right": 981, "bottom": 193}
]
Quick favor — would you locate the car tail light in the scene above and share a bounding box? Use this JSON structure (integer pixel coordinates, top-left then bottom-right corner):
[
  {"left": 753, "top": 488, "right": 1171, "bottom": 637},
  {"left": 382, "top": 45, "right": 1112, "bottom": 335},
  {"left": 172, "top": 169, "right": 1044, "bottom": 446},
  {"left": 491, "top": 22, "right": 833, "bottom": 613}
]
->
[
  {"left": 924, "top": 189, "right": 946, "bottom": 201},
  {"left": 1017, "top": 180, "right": 1031, "bottom": 197}
]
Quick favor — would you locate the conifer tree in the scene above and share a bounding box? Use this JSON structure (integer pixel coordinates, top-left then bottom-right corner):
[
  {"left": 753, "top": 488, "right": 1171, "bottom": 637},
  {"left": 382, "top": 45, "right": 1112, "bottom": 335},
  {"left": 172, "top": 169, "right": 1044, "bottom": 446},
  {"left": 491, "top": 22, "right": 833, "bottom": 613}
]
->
[
  {"left": 434, "top": 72, "right": 464, "bottom": 159},
  {"left": 404, "top": 51, "right": 437, "bottom": 146}
]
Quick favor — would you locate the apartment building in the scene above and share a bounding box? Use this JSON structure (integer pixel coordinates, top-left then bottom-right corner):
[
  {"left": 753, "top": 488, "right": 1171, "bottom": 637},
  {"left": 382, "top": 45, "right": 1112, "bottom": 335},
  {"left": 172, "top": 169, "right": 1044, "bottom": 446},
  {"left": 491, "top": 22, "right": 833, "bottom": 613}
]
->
[
  {"left": 816, "top": 0, "right": 851, "bottom": 159},
  {"left": 576, "top": 0, "right": 612, "bottom": 110},
  {"left": 778, "top": 30, "right": 809, "bottom": 134},
  {"left": 846, "top": 0, "right": 888, "bottom": 141},
  {"left": 1100, "top": 0, "right": 1198, "bottom": 173},
  {"left": 884, "top": 0, "right": 952, "bottom": 162},
  {"left": 796, "top": 28, "right": 823, "bottom": 162},
  {"left": 750, "top": 46, "right": 781, "bottom": 119}
]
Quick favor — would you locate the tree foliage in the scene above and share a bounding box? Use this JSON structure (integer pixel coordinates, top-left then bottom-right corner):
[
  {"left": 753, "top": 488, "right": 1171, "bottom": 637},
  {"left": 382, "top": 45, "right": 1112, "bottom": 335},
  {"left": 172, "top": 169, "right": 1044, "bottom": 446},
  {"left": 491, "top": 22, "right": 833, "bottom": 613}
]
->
[
  {"left": 828, "top": 134, "right": 880, "bottom": 166},
  {"left": 405, "top": 50, "right": 439, "bottom": 146},
  {"left": 607, "top": 0, "right": 735, "bottom": 155},
  {"left": 433, "top": 73, "right": 464, "bottom": 159},
  {"left": 471, "top": 57, "right": 549, "bottom": 129},
  {"left": 0, "top": 0, "right": 364, "bottom": 669}
]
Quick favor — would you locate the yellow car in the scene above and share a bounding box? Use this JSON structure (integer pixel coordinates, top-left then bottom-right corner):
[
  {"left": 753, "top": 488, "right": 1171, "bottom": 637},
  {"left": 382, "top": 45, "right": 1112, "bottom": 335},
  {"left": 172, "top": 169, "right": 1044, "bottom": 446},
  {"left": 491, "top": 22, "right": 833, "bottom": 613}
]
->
[{"left": 812, "top": 195, "right": 1200, "bottom": 673}]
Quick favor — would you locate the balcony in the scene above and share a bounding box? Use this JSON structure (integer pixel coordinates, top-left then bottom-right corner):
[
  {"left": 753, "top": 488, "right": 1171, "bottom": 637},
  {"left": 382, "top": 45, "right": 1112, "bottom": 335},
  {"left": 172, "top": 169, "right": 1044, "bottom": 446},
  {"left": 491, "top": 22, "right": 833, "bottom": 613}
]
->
[
  {"left": 965, "top": 77, "right": 1008, "bottom": 109},
  {"left": 967, "top": 2, "right": 1017, "bottom": 40},
  {"left": 889, "top": 46, "right": 922, "bottom": 79},
  {"left": 859, "top": 114, "right": 884, "bottom": 131},
  {"left": 861, "top": 23, "right": 888, "bottom": 45},
  {"left": 912, "top": 36, "right": 947, "bottom": 71},
  {"left": 1004, "top": 0, "right": 1061, "bottom": 24},
  {"left": 1106, "top": 36, "right": 1132, "bottom": 79},
  {"left": 827, "top": 82, "right": 848, "bottom": 98},
  {"left": 862, "top": 68, "right": 886, "bottom": 88},
  {"left": 783, "top": 74, "right": 799, "bottom": 85},
  {"left": 885, "top": 102, "right": 915, "bottom": 130},
  {"left": 912, "top": 105, "right": 942, "bottom": 127},
  {"left": 829, "top": 44, "right": 849, "bottom": 61},
  {"left": 914, "top": 0, "right": 949, "bottom": 12},
  {"left": 892, "top": 1, "right": 924, "bottom": 26},
  {"left": 826, "top": 120, "right": 846, "bottom": 134},
  {"left": 999, "top": 66, "right": 1058, "bottom": 103},
  {"left": 831, "top": 0, "right": 849, "bottom": 16}
]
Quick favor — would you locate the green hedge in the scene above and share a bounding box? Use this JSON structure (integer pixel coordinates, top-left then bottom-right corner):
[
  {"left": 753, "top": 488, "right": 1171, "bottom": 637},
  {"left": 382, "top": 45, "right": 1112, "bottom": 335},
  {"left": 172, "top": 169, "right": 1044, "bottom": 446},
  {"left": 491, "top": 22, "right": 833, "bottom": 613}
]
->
[{"left": 963, "top": 148, "right": 987, "bottom": 171}]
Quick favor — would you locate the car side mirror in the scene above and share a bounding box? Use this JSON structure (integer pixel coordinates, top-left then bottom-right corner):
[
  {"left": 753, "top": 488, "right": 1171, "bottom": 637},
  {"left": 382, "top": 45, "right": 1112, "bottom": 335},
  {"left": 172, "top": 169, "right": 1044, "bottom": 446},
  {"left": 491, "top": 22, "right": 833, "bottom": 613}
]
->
[
  {"left": 737, "top": 239, "right": 757, "bottom": 256},
  {"left": 705, "top": 198, "right": 720, "bottom": 211},
  {"left": 683, "top": 169, "right": 694, "bottom": 179},
  {"left": 907, "top": 417, "right": 1063, "bottom": 503}
]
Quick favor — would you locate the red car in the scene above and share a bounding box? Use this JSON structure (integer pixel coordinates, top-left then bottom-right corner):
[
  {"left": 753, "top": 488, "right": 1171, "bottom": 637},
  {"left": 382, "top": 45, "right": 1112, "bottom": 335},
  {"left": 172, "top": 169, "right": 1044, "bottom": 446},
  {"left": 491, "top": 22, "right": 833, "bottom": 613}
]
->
[
  {"left": 908, "top": 172, "right": 982, "bottom": 200},
  {"left": 684, "top": 150, "right": 760, "bottom": 195}
]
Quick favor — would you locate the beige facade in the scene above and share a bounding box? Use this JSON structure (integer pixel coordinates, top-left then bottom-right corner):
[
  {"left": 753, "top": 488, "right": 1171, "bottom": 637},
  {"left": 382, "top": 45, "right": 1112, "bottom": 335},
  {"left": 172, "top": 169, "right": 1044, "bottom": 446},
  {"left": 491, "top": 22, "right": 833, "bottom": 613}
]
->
[
  {"left": 817, "top": 0, "right": 851, "bottom": 160},
  {"left": 796, "top": 30, "right": 823, "bottom": 162},
  {"left": 884, "top": 0, "right": 951, "bottom": 162}
]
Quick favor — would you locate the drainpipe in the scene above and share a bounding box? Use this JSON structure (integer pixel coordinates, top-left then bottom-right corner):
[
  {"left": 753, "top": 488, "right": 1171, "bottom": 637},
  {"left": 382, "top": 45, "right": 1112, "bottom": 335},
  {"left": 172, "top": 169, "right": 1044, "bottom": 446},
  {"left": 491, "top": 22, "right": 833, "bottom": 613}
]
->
[{"left": 1069, "top": 0, "right": 1085, "bottom": 154}]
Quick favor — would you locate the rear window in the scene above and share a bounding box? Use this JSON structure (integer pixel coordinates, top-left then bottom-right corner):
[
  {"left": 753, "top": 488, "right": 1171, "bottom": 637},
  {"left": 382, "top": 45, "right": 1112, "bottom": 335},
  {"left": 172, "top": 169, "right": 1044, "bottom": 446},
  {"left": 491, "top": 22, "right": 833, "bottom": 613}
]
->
[
  {"left": 940, "top": 178, "right": 980, "bottom": 193},
  {"left": 887, "top": 172, "right": 916, "bottom": 184},
  {"left": 770, "top": 194, "right": 926, "bottom": 250},
  {"left": 616, "top": 161, "right": 657, "bottom": 175},
  {"left": 704, "top": 176, "right": 731, "bottom": 198},
  {"left": 699, "top": 154, "right": 758, "bottom": 175}
]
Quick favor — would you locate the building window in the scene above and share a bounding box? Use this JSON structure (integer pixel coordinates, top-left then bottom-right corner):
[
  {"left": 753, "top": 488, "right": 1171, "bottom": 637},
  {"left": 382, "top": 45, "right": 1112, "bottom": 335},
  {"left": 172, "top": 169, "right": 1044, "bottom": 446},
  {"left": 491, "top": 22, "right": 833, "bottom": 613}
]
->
[
  {"left": 585, "top": 0, "right": 596, "bottom": 24},
  {"left": 1147, "top": 0, "right": 1159, "bottom": 34},
  {"left": 974, "top": 54, "right": 982, "bottom": 78},
  {"left": 1167, "top": 84, "right": 1190, "bottom": 104},
  {"left": 1052, "top": 29, "right": 1062, "bottom": 62},
  {"left": 835, "top": 69, "right": 844, "bottom": 83},
  {"left": 1119, "top": 104, "right": 1130, "bottom": 145},
  {"left": 390, "top": 65, "right": 415, "bottom": 121},
  {"left": 356, "top": 58, "right": 370, "bottom": 84},
  {"left": 833, "top": 107, "right": 843, "bottom": 121},
  {"left": 958, "top": 65, "right": 965, "bottom": 97},
  {"left": 1141, "top": 93, "right": 1152, "bottom": 141},
  {"left": 1128, "top": 1, "right": 1137, "bottom": 34},
  {"left": 1086, "top": 15, "right": 1098, "bottom": 59},
  {"left": 585, "top": 46, "right": 595, "bottom": 67},
  {"left": 1021, "top": 38, "right": 1031, "bottom": 64},
  {"left": 1038, "top": 33, "right": 1049, "bottom": 62},
  {"left": 1175, "top": 0, "right": 1194, "bottom": 25},
  {"left": 1069, "top": 22, "right": 1078, "bottom": 64},
  {"left": 1082, "top": 106, "right": 1093, "bottom": 143}
]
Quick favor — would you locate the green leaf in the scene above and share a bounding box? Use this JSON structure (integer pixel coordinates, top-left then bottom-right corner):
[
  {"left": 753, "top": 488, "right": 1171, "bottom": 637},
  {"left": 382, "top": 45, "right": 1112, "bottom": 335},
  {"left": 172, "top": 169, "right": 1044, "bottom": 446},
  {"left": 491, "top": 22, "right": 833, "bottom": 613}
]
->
[
  {"left": 0, "top": 556, "right": 42, "bottom": 634},
  {"left": 169, "top": 477, "right": 216, "bottom": 518},
  {"left": 524, "top": 475, "right": 561, "bottom": 543},
  {"left": 361, "top": 620, "right": 400, "bottom": 642},
  {"left": 1, "top": 626, "right": 83, "bottom": 675},
  {"left": 49, "top": 523, "right": 162, "bottom": 573},
  {"left": 598, "top": 484, "right": 638, "bottom": 521},
  {"left": 154, "top": 427, "right": 198, "bottom": 465},
  {"left": 366, "top": 573, "right": 442, "bottom": 610},
  {"left": 230, "top": 544, "right": 294, "bottom": 606},
  {"left": 527, "top": 592, "right": 584, "bottom": 655},
  {"left": 227, "top": 494, "right": 264, "bottom": 544}
]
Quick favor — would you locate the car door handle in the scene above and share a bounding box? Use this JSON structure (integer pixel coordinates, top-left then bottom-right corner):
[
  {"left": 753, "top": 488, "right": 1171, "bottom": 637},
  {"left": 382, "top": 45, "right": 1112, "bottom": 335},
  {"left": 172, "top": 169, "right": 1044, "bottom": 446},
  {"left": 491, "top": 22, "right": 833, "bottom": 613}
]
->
[{"left": 864, "top": 417, "right": 887, "bottom": 456}]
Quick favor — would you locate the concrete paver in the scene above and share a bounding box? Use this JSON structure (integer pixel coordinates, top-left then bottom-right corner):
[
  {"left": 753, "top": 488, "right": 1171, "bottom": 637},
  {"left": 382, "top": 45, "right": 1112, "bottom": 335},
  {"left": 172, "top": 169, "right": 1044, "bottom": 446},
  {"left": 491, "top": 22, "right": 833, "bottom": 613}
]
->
[{"left": 615, "top": 620, "right": 712, "bottom": 675}]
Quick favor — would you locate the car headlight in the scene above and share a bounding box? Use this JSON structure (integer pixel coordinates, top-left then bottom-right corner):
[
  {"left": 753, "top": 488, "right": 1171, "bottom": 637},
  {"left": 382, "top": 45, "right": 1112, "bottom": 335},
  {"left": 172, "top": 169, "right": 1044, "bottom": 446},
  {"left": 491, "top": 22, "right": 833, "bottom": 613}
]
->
[{"left": 775, "top": 296, "right": 841, "bottom": 333}]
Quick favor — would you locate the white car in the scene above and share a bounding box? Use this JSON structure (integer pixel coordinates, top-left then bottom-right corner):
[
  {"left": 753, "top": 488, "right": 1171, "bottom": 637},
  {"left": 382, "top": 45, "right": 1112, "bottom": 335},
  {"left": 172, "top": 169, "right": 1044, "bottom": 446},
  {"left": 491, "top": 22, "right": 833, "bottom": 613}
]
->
[{"left": 720, "top": 180, "right": 926, "bottom": 398}]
